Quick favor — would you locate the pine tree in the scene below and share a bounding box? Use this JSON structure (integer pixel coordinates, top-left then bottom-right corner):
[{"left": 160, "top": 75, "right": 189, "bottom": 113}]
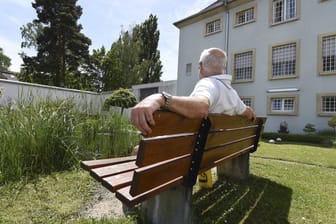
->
[
  {"left": 0, "top": 47, "right": 11, "bottom": 71},
  {"left": 21, "top": 0, "right": 91, "bottom": 88}
]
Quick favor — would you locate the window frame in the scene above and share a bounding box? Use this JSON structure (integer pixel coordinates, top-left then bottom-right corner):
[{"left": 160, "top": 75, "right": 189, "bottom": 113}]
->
[
  {"left": 318, "top": 32, "right": 336, "bottom": 76},
  {"left": 270, "top": 0, "right": 300, "bottom": 26},
  {"left": 268, "top": 40, "right": 300, "bottom": 80},
  {"left": 205, "top": 17, "right": 222, "bottom": 36},
  {"left": 317, "top": 93, "right": 336, "bottom": 116},
  {"left": 267, "top": 94, "right": 299, "bottom": 115},
  {"left": 234, "top": 5, "right": 256, "bottom": 27},
  {"left": 231, "top": 49, "right": 256, "bottom": 83}
]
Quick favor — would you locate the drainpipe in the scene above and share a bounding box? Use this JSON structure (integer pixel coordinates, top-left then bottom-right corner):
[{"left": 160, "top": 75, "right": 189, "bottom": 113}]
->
[{"left": 223, "top": 0, "right": 230, "bottom": 72}]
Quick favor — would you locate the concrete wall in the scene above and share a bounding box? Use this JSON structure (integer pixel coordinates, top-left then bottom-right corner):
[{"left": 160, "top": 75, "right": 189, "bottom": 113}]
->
[{"left": 0, "top": 79, "right": 105, "bottom": 113}]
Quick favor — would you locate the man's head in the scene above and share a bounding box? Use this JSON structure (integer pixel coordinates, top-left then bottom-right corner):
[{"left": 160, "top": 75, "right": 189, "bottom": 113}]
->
[{"left": 198, "top": 48, "right": 227, "bottom": 79}]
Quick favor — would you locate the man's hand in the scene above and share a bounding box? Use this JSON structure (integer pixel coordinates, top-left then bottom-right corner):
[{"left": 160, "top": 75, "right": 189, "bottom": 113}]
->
[
  {"left": 242, "top": 106, "right": 256, "bottom": 122},
  {"left": 130, "top": 94, "right": 164, "bottom": 135}
]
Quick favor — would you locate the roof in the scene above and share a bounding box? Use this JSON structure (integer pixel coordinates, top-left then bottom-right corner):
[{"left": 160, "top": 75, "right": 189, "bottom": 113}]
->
[{"left": 173, "top": 0, "right": 243, "bottom": 28}]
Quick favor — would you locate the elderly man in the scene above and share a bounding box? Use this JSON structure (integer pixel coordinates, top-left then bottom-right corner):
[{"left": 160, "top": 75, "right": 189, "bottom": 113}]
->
[{"left": 131, "top": 47, "right": 255, "bottom": 135}]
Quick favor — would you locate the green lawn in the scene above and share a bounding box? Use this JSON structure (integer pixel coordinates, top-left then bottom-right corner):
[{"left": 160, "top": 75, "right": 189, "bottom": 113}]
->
[{"left": 0, "top": 142, "right": 335, "bottom": 223}]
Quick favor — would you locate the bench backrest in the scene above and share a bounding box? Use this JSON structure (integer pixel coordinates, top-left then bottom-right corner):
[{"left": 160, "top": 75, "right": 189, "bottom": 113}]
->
[{"left": 120, "top": 111, "right": 266, "bottom": 205}]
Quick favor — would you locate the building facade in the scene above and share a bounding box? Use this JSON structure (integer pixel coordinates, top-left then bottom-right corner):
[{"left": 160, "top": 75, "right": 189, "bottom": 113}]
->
[{"left": 174, "top": 0, "right": 336, "bottom": 133}]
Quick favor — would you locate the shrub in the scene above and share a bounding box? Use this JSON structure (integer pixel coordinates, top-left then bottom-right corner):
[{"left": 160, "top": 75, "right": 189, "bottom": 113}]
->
[
  {"left": 303, "top": 123, "right": 316, "bottom": 134},
  {"left": 262, "top": 132, "right": 333, "bottom": 147},
  {"left": 103, "top": 88, "right": 137, "bottom": 114}
]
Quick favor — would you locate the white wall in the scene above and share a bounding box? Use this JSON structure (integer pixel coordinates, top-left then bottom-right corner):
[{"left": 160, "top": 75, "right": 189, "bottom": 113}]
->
[
  {"left": 0, "top": 79, "right": 104, "bottom": 113},
  {"left": 175, "top": 0, "right": 336, "bottom": 133}
]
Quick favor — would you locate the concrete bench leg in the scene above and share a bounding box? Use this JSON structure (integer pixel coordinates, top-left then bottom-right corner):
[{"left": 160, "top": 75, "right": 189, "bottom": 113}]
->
[
  {"left": 140, "top": 185, "right": 193, "bottom": 224},
  {"left": 217, "top": 153, "right": 250, "bottom": 180}
]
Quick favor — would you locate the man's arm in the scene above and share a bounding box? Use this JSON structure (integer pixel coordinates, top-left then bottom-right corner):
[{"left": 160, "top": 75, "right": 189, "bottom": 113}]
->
[{"left": 131, "top": 93, "right": 209, "bottom": 135}]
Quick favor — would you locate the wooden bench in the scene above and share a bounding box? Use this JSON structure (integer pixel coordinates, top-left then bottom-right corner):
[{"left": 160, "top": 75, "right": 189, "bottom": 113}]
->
[{"left": 81, "top": 111, "right": 266, "bottom": 223}]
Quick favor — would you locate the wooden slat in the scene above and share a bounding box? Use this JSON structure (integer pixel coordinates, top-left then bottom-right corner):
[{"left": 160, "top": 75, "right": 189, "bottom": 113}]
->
[
  {"left": 148, "top": 111, "right": 203, "bottom": 137},
  {"left": 80, "top": 155, "right": 136, "bottom": 171},
  {"left": 200, "top": 138, "right": 255, "bottom": 170},
  {"left": 116, "top": 177, "right": 184, "bottom": 207},
  {"left": 130, "top": 155, "right": 191, "bottom": 196},
  {"left": 208, "top": 114, "right": 266, "bottom": 130},
  {"left": 102, "top": 171, "right": 134, "bottom": 192},
  {"left": 205, "top": 127, "right": 257, "bottom": 148},
  {"left": 136, "top": 134, "right": 197, "bottom": 166},
  {"left": 90, "top": 161, "right": 137, "bottom": 181}
]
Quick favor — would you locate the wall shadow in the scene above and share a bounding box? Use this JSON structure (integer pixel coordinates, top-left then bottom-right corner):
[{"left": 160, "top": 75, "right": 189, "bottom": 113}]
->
[{"left": 192, "top": 175, "right": 292, "bottom": 224}]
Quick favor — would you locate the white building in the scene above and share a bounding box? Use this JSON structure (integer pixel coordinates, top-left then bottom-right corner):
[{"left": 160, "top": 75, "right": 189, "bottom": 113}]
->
[{"left": 174, "top": 0, "right": 336, "bottom": 133}]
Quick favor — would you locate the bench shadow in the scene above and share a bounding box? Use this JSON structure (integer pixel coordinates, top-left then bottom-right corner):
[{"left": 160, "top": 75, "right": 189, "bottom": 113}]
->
[{"left": 192, "top": 175, "right": 292, "bottom": 224}]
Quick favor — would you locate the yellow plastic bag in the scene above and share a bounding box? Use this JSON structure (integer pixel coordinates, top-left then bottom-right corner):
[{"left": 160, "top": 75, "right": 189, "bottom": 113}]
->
[{"left": 198, "top": 169, "right": 213, "bottom": 188}]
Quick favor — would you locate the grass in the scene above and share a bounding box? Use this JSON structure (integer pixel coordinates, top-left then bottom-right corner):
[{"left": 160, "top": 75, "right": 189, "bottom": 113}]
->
[
  {"left": 0, "top": 98, "right": 140, "bottom": 184},
  {"left": 0, "top": 142, "right": 335, "bottom": 223}
]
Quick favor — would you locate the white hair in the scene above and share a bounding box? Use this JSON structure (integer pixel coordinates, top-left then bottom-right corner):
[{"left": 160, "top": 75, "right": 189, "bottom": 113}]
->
[{"left": 199, "top": 48, "right": 227, "bottom": 73}]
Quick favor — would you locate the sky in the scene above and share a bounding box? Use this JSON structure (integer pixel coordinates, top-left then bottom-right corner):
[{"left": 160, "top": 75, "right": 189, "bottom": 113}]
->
[{"left": 0, "top": 0, "right": 215, "bottom": 81}]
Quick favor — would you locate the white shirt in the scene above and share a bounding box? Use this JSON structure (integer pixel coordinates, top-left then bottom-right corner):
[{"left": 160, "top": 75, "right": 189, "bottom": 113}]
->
[{"left": 190, "top": 74, "right": 247, "bottom": 115}]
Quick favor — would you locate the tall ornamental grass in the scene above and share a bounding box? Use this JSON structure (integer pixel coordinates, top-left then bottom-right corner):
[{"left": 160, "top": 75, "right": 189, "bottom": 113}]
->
[{"left": 0, "top": 98, "right": 140, "bottom": 184}]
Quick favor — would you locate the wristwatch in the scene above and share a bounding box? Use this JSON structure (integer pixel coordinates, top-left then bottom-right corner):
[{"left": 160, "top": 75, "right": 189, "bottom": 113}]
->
[{"left": 161, "top": 91, "right": 172, "bottom": 110}]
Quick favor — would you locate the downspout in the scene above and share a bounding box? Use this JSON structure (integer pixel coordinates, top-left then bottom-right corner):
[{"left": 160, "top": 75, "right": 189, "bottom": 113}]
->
[{"left": 223, "top": 0, "right": 230, "bottom": 71}]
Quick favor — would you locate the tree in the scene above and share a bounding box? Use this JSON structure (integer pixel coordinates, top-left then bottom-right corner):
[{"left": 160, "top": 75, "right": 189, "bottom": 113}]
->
[
  {"left": 101, "top": 30, "right": 142, "bottom": 91},
  {"left": 20, "top": 0, "right": 91, "bottom": 88},
  {"left": 134, "top": 14, "right": 162, "bottom": 83},
  {"left": 328, "top": 116, "right": 336, "bottom": 141},
  {"left": 103, "top": 88, "right": 137, "bottom": 115},
  {"left": 0, "top": 47, "right": 11, "bottom": 71}
]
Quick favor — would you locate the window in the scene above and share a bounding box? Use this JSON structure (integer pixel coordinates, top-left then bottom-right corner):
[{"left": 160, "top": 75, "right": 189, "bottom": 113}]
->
[
  {"left": 241, "top": 97, "right": 254, "bottom": 108},
  {"left": 268, "top": 95, "right": 298, "bottom": 115},
  {"left": 318, "top": 32, "right": 336, "bottom": 75},
  {"left": 317, "top": 93, "right": 336, "bottom": 116},
  {"left": 269, "top": 40, "right": 299, "bottom": 79},
  {"left": 205, "top": 18, "right": 222, "bottom": 35},
  {"left": 232, "top": 49, "right": 255, "bottom": 83},
  {"left": 186, "top": 63, "right": 192, "bottom": 76},
  {"left": 235, "top": 6, "right": 256, "bottom": 26},
  {"left": 271, "top": 0, "right": 298, "bottom": 25}
]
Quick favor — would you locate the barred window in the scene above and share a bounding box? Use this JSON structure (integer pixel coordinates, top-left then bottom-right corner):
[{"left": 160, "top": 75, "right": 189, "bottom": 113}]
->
[
  {"left": 268, "top": 95, "right": 298, "bottom": 115},
  {"left": 271, "top": 42, "right": 297, "bottom": 78},
  {"left": 241, "top": 97, "right": 253, "bottom": 108},
  {"left": 205, "top": 19, "right": 221, "bottom": 35},
  {"left": 322, "top": 96, "right": 336, "bottom": 113},
  {"left": 235, "top": 7, "right": 255, "bottom": 25},
  {"left": 322, "top": 35, "right": 336, "bottom": 73},
  {"left": 272, "top": 0, "right": 296, "bottom": 24},
  {"left": 233, "top": 50, "right": 254, "bottom": 82}
]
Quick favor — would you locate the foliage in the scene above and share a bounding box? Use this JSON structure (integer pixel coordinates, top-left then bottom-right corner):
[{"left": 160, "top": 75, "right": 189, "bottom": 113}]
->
[
  {"left": 0, "top": 47, "right": 11, "bottom": 71},
  {"left": 88, "top": 14, "right": 163, "bottom": 91},
  {"left": 82, "top": 46, "right": 107, "bottom": 92},
  {"left": 328, "top": 115, "right": 336, "bottom": 141},
  {"left": 20, "top": 0, "right": 92, "bottom": 89},
  {"left": 103, "top": 88, "right": 137, "bottom": 114},
  {"left": 303, "top": 123, "right": 316, "bottom": 134},
  {"left": 262, "top": 132, "right": 333, "bottom": 147},
  {"left": 133, "top": 14, "right": 163, "bottom": 83},
  {"left": 0, "top": 97, "right": 140, "bottom": 183}
]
